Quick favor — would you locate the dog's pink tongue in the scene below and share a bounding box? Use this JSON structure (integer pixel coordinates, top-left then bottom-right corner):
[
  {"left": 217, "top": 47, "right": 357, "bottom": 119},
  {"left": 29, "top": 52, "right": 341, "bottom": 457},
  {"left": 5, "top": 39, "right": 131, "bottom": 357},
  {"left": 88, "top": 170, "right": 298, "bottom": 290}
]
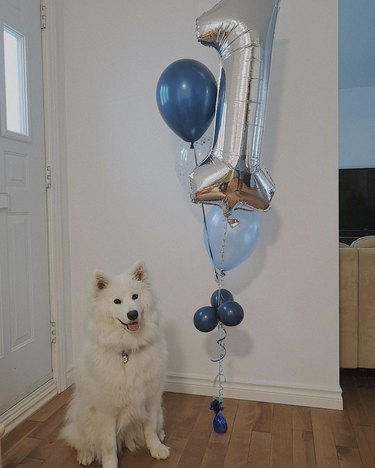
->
[{"left": 127, "top": 322, "right": 139, "bottom": 332}]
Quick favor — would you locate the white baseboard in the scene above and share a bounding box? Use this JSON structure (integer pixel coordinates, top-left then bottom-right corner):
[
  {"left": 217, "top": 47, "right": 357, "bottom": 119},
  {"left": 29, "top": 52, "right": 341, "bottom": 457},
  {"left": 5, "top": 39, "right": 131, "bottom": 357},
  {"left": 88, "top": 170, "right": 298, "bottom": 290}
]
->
[
  {"left": 165, "top": 372, "right": 343, "bottom": 410},
  {"left": 0, "top": 379, "right": 58, "bottom": 433}
]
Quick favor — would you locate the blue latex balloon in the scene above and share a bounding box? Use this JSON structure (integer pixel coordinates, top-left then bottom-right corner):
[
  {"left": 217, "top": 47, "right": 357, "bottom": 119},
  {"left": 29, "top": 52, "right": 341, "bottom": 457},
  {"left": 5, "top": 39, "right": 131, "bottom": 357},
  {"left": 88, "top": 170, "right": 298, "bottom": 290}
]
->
[
  {"left": 203, "top": 207, "right": 261, "bottom": 271},
  {"left": 210, "top": 289, "right": 233, "bottom": 308},
  {"left": 156, "top": 59, "right": 217, "bottom": 143},
  {"left": 193, "top": 306, "right": 218, "bottom": 333},
  {"left": 217, "top": 301, "right": 244, "bottom": 327},
  {"left": 213, "top": 412, "right": 228, "bottom": 433}
]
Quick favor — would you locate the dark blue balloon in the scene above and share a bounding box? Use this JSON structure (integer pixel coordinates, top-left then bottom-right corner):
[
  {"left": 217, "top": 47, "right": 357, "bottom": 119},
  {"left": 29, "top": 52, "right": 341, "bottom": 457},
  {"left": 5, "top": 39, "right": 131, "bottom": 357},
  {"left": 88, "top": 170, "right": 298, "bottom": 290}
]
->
[
  {"left": 213, "top": 412, "right": 228, "bottom": 433},
  {"left": 210, "top": 289, "right": 234, "bottom": 308},
  {"left": 156, "top": 59, "right": 217, "bottom": 143},
  {"left": 217, "top": 301, "right": 244, "bottom": 327},
  {"left": 193, "top": 306, "right": 218, "bottom": 333}
]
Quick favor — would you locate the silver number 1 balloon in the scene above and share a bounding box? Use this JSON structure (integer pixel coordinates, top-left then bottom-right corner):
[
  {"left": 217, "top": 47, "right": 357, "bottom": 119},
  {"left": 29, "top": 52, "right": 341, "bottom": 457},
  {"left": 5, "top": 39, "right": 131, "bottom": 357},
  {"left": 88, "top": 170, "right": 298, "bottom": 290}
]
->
[{"left": 190, "top": 0, "right": 280, "bottom": 217}]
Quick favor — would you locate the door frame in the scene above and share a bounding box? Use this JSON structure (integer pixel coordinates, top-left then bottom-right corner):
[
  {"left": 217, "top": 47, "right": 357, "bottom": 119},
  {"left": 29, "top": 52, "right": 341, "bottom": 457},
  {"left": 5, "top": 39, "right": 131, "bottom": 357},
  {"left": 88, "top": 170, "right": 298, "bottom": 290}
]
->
[{"left": 42, "top": 0, "right": 71, "bottom": 394}]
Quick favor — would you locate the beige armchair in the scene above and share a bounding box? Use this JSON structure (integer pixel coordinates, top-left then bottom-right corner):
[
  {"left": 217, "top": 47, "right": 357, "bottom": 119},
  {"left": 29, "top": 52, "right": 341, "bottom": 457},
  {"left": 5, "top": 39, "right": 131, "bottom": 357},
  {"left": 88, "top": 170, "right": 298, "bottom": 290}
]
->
[{"left": 339, "top": 236, "right": 375, "bottom": 368}]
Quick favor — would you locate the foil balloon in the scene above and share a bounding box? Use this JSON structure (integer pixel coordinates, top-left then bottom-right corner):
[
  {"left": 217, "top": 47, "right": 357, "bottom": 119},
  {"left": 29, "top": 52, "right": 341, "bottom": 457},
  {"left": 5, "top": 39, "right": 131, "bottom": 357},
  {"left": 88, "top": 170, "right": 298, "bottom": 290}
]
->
[{"left": 190, "top": 0, "right": 280, "bottom": 217}]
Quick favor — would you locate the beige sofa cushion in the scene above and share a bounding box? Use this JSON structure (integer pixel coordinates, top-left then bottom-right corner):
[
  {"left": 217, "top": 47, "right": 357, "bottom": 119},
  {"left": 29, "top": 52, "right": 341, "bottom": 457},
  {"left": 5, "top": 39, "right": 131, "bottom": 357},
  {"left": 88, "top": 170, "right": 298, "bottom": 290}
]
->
[
  {"left": 358, "top": 248, "right": 375, "bottom": 368},
  {"left": 339, "top": 248, "right": 359, "bottom": 368},
  {"left": 351, "top": 236, "right": 375, "bottom": 248},
  {"left": 339, "top": 242, "right": 350, "bottom": 248}
]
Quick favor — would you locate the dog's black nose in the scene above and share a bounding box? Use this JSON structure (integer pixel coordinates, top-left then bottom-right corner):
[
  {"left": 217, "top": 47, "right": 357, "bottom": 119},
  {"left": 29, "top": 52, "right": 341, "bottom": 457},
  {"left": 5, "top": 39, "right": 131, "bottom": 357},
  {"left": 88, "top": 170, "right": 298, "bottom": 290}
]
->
[{"left": 127, "top": 310, "right": 138, "bottom": 321}]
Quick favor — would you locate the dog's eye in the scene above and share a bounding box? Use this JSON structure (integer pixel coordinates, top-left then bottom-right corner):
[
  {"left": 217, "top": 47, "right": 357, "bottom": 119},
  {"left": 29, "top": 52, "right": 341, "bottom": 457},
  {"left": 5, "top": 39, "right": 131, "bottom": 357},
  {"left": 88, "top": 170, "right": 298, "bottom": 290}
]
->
[
  {"left": 132, "top": 294, "right": 138, "bottom": 300},
  {"left": 113, "top": 299, "right": 122, "bottom": 304}
]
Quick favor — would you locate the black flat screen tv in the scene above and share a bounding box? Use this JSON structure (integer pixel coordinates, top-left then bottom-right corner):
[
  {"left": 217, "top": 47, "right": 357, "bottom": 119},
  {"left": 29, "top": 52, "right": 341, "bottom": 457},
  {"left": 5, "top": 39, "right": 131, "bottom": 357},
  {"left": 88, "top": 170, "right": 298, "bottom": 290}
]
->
[{"left": 339, "top": 168, "right": 375, "bottom": 235}]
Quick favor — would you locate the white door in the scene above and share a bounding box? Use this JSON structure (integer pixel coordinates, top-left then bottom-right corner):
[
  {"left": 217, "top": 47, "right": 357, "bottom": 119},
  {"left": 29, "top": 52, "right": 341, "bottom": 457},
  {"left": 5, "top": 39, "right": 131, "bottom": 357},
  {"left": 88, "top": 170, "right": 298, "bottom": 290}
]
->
[{"left": 0, "top": 0, "right": 52, "bottom": 415}]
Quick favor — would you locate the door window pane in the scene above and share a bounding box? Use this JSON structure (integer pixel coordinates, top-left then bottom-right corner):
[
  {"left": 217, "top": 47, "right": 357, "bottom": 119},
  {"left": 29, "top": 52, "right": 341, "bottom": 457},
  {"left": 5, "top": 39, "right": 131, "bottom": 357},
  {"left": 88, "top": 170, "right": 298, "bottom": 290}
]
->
[{"left": 3, "top": 25, "right": 29, "bottom": 136}]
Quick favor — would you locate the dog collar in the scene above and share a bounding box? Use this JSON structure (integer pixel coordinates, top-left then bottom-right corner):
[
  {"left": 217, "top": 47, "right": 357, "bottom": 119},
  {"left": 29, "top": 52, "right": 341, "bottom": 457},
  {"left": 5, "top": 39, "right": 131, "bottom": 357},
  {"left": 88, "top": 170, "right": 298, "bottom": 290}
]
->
[{"left": 121, "top": 350, "right": 129, "bottom": 364}]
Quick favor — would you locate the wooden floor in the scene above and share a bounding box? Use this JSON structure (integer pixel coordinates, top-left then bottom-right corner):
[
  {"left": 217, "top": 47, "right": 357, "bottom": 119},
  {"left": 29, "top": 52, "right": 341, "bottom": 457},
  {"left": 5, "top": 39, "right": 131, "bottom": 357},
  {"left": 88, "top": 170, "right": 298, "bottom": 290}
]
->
[{"left": 1, "top": 374, "right": 375, "bottom": 468}]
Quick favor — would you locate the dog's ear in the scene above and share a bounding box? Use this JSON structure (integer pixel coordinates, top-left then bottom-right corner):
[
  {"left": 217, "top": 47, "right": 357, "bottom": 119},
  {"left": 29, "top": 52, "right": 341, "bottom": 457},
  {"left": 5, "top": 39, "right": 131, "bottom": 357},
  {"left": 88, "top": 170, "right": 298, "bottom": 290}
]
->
[
  {"left": 94, "top": 271, "right": 110, "bottom": 294},
  {"left": 130, "top": 261, "right": 149, "bottom": 283}
]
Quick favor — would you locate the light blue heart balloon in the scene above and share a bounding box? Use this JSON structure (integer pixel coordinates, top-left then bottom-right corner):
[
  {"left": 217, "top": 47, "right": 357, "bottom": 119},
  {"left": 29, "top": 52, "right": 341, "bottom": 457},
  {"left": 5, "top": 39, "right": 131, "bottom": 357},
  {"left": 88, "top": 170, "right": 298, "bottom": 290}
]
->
[{"left": 203, "top": 207, "right": 261, "bottom": 271}]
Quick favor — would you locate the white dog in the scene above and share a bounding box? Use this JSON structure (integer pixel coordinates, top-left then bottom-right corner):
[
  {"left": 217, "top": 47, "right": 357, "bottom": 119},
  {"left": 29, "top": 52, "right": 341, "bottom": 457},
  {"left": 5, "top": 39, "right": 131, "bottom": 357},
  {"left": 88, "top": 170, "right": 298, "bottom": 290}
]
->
[{"left": 61, "top": 261, "right": 169, "bottom": 468}]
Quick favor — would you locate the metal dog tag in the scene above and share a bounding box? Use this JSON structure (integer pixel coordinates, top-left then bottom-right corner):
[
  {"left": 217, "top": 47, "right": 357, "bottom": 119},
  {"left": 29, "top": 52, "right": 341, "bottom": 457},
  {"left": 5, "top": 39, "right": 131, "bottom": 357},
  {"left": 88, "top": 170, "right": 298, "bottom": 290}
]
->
[{"left": 121, "top": 351, "right": 129, "bottom": 364}]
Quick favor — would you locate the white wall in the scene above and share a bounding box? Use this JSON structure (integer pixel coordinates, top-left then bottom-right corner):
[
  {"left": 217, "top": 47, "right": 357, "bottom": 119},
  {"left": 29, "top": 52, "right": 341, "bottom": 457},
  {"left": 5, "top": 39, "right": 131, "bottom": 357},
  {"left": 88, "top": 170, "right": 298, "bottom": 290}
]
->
[
  {"left": 63, "top": 0, "right": 341, "bottom": 408},
  {"left": 339, "top": 86, "right": 375, "bottom": 169}
]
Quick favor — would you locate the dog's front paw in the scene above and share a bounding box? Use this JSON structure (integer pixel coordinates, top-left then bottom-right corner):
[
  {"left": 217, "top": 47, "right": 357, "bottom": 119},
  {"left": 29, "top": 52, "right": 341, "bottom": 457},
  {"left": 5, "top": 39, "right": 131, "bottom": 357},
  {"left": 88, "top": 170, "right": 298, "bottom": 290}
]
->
[
  {"left": 158, "top": 429, "right": 166, "bottom": 442},
  {"left": 77, "top": 450, "right": 95, "bottom": 466},
  {"left": 150, "top": 442, "right": 170, "bottom": 460}
]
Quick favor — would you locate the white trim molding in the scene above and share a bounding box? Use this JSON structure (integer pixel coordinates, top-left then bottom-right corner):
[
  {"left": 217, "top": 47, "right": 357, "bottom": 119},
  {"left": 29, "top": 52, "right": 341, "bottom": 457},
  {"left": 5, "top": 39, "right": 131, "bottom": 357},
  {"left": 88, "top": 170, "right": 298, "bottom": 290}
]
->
[
  {"left": 66, "top": 367, "right": 75, "bottom": 388},
  {"left": 166, "top": 372, "right": 343, "bottom": 410},
  {"left": 42, "top": 0, "right": 72, "bottom": 393},
  {"left": 0, "top": 380, "right": 57, "bottom": 433}
]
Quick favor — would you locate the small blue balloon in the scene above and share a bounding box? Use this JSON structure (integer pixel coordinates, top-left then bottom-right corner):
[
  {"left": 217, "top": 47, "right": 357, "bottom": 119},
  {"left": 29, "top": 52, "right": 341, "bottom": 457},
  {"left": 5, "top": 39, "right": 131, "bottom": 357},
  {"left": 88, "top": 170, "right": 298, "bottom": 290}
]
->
[
  {"left": 210, "top": 289, "right": 234, "bottom": 308},
  {"left": 217, "top": 301, "right": 244, "bottom": 327},
  {"left": 156, "top": 59, "right": 217, "bottom": 143},
  {"left": 193, "top": 306, "right": 218, "bottom": 333},
  {"left": 203, "top": 207, "right": 261, "bottom": 271},
  {"left": 213, "top": 412, "right": 228, "bottom": 433}
]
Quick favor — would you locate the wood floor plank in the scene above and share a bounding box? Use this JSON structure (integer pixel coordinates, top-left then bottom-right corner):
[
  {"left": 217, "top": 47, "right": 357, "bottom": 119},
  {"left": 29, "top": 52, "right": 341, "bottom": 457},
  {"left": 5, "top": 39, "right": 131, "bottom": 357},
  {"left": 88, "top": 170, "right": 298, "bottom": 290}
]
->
[
  {"left": 253, "top": 402, "right": 273, "bottom": 433},
  {"left": 2, "top": 437, "right": 42, "bottom": 466},
  {"left": 29, "top": 387, "right": 73, "bottom": 423},
  {"left": 272, "top": 404, "right": 293, "bottom": 433},
  {"left": 311, "top": 408, "right": 340, "bottom": 468},
  {"left": 44, "top": 451, "right": 87, "bottom": 468},
  {"left": 342, "top": 385, "right": 371, "bottom": 427},
  {"left": 292, "top": 406, "right": 313, "bottom": 432},
  {"left": 353, "top": 426, "right": 375, "bottom": 468},
  {"left": 2, "top": 419, "right": 41, "bottom": 454},
  {"left": 148, "top": 394, "right": 206, "bottom": 468},
  {"left": 293, "top": 430, "right": 316, "bottom": 468},
  {"left": 119, "top": 447, "right": 155, "bottom": 468},
  {"left": 270, "top": 404, "right": 293, "bottom": 468},
  {"left": 223, "top": 400, "right": 257, "bottom": 468},
  {"left": 330, "top": 409, "right": 357, "bottom": 448},
  {"left": 160, "top": 393, "right": 190, "bottom": 439},
  {"left": 356, "top": 385, "right": 375, "bottom": 426},
  {"left": 29, "top": 405, "right": 68, "bottom": 442},
  {"left": 174, "top": 396, "right": 213, "bottom": 468},
  {"left": 246, "top": 431, "right": 271, "bottom": 468},
  {"left": 337, "top": 446, "right": 364, "bottom": 468},
  {"left": 28, "top": 438, "right": 70, "bottom": 462},
  {"left": 14, "top": 457, "right": 44, "bottom": 467}
]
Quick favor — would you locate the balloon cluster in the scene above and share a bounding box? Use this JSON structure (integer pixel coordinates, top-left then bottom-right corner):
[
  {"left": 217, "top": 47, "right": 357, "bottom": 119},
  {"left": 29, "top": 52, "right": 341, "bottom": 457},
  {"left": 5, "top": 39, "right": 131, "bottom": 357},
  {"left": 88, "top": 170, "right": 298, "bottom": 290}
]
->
[
  {"left": 193, "top": 289, "right": 244, "bottom": 333},
  {"left": 156, "top": 0, "right": 280, "bottom": 436}
]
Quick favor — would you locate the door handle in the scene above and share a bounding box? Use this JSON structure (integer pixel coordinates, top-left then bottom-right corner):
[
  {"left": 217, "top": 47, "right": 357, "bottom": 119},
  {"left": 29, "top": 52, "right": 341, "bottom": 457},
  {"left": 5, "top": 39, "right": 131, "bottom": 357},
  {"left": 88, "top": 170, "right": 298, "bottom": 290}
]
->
[{"left": 0, "top": 193, "right": 9, "bottom": 209}]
